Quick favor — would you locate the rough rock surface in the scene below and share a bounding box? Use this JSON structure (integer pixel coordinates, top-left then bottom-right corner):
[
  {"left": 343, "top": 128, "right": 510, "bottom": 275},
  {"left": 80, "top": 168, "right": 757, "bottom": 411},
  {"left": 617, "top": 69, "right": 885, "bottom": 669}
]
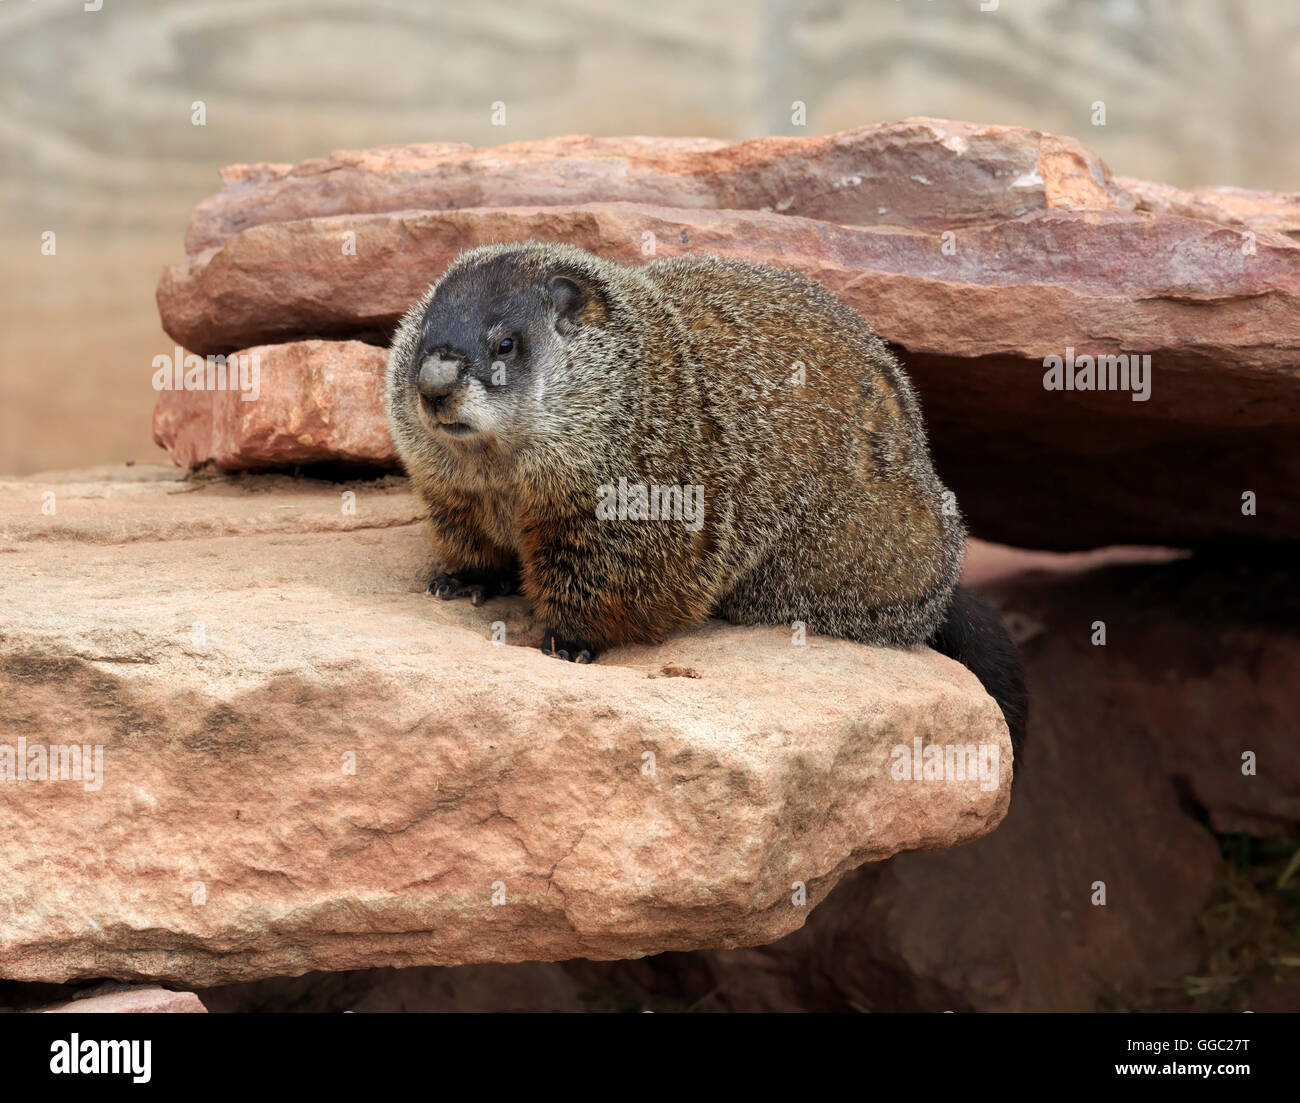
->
[
  {"left": 0, "top": 468, "right": 1011, "bottom": 987},
  {"left": 34, "top": 987, "right": 207, "bottom": 1014},
  {"left": 73, "top": 550, "right": 1281, "bottom": 1012},
  {"left": 152, "top": 340, "right": 395, "bottom": 471},
  {"left": 0, "top": 464, "right": 420, "bottom": 545},
  {"left": 1118, "top": 177, "right": 1300, "bottom": 241},
  {"left": 184, "top": 119, "right": 1122, "bottom": 253}
]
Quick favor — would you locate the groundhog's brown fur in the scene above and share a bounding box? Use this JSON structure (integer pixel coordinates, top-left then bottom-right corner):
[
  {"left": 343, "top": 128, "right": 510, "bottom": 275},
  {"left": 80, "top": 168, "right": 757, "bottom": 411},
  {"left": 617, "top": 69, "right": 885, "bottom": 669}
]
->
[{"left": 386, "top": 241, "right": 965, "bottom": 658}]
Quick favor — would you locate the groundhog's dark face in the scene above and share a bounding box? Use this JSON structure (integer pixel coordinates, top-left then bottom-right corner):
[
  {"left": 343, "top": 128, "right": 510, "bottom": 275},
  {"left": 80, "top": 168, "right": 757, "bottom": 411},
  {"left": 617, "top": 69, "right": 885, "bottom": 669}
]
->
[{"left": 396, "top": 253, "right": 590, "bottom": 454}]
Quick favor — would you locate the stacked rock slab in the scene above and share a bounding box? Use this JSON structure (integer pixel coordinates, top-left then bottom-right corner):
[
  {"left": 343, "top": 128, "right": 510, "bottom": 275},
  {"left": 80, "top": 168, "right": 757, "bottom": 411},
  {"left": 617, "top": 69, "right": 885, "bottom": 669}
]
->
[
  {"left": 0, "top": 467, "right": 1010, "bottom": 986},
  {"left": 152, "top": 340, "right": 395, "bottom": 471},
  {"left": 154, "top": 117, "right": 1300, "bottom": 550}
]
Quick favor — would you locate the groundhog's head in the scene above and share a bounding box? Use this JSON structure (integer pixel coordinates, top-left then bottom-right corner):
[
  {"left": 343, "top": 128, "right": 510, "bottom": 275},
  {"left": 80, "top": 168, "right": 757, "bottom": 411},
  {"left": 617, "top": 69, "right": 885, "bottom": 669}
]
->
[{"left": 386, "top": 243, "right": 616, "bottom": 463}]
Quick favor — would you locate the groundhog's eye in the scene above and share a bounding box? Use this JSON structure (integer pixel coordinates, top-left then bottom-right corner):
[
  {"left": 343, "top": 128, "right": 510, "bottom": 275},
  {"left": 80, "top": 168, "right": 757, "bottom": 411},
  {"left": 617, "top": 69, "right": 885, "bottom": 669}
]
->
[{"left": 494, "top": 336, "right": 515, "bottom": 356}]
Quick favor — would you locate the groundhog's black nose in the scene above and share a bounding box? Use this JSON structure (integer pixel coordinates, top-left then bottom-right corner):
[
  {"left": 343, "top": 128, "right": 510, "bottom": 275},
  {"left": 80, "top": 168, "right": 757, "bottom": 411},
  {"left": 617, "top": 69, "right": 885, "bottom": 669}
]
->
[{"left": 416, "top": 353, "right": 462, "bottom": 400}]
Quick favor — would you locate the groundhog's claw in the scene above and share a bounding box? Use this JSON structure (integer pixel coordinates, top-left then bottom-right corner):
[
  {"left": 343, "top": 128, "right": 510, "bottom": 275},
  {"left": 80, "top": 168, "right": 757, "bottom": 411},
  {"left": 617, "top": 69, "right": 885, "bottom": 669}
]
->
[
  {"left": 541, "top": 630, "right": 595, "bottom": 665},
  {"left": 427, "top": 568, "right": 518, "bottom": 604}
]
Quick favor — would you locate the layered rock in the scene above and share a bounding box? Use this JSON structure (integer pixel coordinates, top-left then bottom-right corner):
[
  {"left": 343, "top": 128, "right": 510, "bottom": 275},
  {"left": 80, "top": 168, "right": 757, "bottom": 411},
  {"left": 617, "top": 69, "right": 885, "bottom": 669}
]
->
[
  {"left": 0, "top": 467, "right": 1011, "bottom": 987},
  {"left": 156, "top": 204, "right": 1300, "bottom": 548},
  {"left": 153, "top": 119, "right": 1300, "bottom": 548}
]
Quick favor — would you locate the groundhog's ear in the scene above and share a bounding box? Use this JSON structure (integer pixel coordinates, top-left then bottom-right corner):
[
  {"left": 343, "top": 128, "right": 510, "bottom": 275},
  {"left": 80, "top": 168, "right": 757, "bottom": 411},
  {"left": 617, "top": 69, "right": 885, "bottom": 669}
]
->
[{"left": 546, "top": 275, "right": 592, "bottom": 334}]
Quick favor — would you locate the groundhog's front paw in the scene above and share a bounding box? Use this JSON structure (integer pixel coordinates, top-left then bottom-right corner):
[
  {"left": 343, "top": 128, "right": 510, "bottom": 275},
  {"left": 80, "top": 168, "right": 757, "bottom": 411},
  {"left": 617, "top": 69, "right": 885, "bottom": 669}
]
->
[
  {"left": 540, "top": 629, "right": 595, "bottom": 664},
  {"left": 426, "top": 566, "right": 519, "bottom": 607}
]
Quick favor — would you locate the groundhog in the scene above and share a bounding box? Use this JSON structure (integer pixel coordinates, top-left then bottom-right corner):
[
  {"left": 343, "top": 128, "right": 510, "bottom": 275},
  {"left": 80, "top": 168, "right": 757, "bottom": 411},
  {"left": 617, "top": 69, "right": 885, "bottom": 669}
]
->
[{"left": 386, "top": 242, "right": 1026, "bottom": 757}]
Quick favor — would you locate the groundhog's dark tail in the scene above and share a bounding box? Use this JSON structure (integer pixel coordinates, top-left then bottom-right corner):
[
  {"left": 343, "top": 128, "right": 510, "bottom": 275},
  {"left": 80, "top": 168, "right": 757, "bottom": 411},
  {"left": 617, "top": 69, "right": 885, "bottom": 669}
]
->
[{"left": 927, "top": 586, "right": 1028, "bottom": 767}]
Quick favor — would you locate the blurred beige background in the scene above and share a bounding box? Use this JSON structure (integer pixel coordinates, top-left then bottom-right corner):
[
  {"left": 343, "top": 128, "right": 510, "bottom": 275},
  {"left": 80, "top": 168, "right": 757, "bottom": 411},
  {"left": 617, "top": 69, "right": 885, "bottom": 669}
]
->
[{"left": 2, "top": 0, "right": 1296, "bottom": 474}]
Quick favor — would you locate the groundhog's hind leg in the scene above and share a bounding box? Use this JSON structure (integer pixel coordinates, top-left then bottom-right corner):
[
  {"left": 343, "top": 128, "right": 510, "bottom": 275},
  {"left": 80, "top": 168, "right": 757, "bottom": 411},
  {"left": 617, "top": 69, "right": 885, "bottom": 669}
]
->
[{"left": 717, "top": 532, "right": 954, "bottom": 647}]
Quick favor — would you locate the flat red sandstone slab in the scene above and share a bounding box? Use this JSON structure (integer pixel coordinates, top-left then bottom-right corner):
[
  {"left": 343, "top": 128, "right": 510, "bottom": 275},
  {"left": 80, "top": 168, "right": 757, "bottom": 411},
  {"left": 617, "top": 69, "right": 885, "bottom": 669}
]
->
[{"left": 0, "top": 469, "right": 1010, "bottom": 987}]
